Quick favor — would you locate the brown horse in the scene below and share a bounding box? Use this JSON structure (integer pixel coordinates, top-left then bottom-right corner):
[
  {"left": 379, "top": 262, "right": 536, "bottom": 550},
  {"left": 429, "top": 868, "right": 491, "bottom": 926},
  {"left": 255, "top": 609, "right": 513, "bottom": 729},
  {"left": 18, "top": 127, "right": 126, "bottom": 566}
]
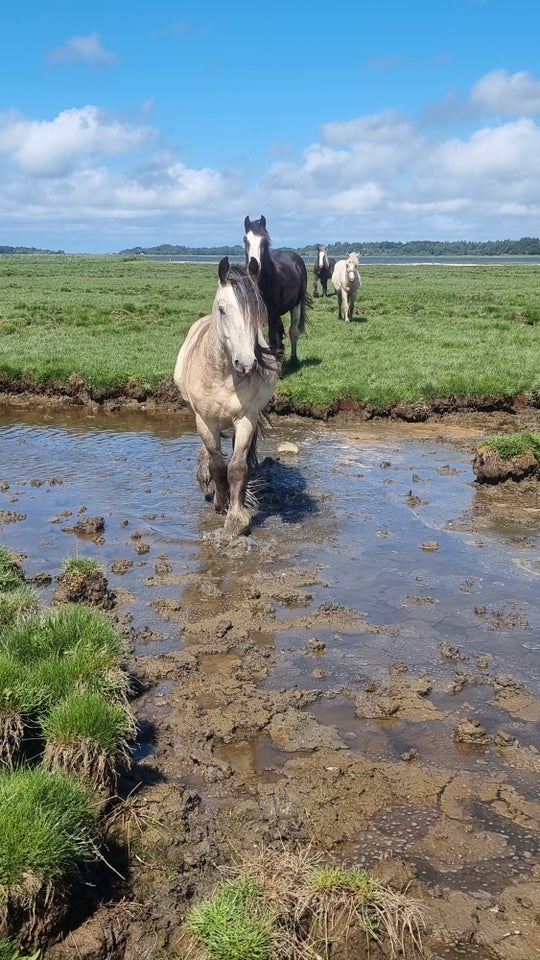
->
[
  {"left": 313, "top": 244, "right": 336, "bottom": 297},
  {"left": 173, "top": 257, "right": 280, "bottom": 535},
  {"left": 243, "top": 215, "right": 311, "bottom": 367}
]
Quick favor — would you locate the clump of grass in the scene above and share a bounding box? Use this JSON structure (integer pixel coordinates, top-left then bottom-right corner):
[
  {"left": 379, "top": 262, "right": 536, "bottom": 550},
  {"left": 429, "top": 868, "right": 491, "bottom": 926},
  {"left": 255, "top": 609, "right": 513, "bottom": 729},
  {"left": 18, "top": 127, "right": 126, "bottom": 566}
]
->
[
  {"left": 0, "top": 656, "right": 41, "bottom": 768},
  {"left": 0, "top": 939, "right": 40, "bottom": 960},
  {"left": 0, "top": 587, "right": 39, "bottom": 630},
  {"left": 61, "top": 556, "right": 104, "bottom": 576},
  {"left": 0, "top": 766, "right": 98, "bottom": 887},
  {"left": 41, "top": 692, "right": 136, "bottom": 794},
  {"left": 33, "top": 605, "right": 124, "bottom": 661},
  {"left": 0, "top": 547, "right": 24, "bottom": 594},
  {"left": 481, "top": 430, "right": 540, "bottom": 461},
  {"left": 0, "top": 766, "right": 99, "bottom": 945},
  {"left": 186, "top": 876, "right": 276, "bottom": 960},
  {"left": 184, "top": 845, "right": 424, "bottom": 960}
]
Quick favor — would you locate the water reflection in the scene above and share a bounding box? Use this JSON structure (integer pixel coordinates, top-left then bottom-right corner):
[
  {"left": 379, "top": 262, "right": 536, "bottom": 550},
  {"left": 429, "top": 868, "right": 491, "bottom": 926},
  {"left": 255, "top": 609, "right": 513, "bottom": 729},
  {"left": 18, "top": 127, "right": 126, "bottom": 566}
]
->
[{"left": 0, "top": 408, "right": 539, "bottom": 690}]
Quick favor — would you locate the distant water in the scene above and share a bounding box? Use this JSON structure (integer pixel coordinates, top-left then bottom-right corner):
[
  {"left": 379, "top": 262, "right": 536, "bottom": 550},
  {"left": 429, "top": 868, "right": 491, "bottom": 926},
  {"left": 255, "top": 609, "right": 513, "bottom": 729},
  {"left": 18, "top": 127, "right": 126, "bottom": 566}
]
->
[{"left": 145, "top": 254, "right": 540, "bottom": 266}]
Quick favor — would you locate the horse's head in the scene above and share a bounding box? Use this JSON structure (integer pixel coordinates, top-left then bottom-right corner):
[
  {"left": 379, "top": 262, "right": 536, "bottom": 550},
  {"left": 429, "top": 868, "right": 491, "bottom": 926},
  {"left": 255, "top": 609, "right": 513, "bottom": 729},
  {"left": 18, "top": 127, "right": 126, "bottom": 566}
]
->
[
  {"left": 244, "top": 214, "right": 270, "bottom": 268},
  {"left": 316, "top": 245, "right": 329, "bottom": 269},
  {"left": 215, "top": 257, "right": 267, "bottom": 376}
]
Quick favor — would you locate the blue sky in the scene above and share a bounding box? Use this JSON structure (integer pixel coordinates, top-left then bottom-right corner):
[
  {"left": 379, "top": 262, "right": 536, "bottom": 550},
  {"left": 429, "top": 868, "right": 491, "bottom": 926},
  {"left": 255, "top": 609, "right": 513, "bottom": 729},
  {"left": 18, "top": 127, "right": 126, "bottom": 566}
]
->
[{"left": 1, "top": 0, "right": 539, "bottom": 252}]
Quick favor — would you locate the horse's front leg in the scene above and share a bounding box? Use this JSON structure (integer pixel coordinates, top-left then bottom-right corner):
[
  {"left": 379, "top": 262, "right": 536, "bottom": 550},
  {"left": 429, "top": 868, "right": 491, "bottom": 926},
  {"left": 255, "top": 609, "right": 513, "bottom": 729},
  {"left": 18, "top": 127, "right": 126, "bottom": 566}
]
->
[
  {"left": 336, "top": 289, "right": 343, "bottom": 320},
  {"left": 225, "top": 418, "right": 256, "bottom": 535},
  {"left": 313, "top": 276, "right": 319, "bottom": 298},
  {"left": 195, "top": 416, "right": 228, "bottom": 513},
  {"left": 343, "top": 290, "right": 351, "bottom": 323}
]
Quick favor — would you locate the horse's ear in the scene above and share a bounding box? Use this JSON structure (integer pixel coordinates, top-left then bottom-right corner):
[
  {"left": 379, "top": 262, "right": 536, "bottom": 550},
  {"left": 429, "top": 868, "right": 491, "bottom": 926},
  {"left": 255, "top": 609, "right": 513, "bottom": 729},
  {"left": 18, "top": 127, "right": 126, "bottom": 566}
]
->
[
  {"left": 248, "top": 256, "right": 259, "bottom": 281},
  {"left": 260, "top": 215, "right": 266, "bottom": 229},
  {"left": 218, "top": 257, "right": 230, "bottom": 284},
  {"left": 244, "top": 216, "right": 250, "bottom": 232}
]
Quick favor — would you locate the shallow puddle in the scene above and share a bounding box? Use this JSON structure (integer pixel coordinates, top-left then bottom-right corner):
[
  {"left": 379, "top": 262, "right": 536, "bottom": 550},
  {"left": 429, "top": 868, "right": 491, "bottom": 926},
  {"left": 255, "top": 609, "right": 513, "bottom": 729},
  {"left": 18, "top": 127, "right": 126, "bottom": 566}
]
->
[{"left": 1, "top": 402, "right": 540, "bottom": 926}]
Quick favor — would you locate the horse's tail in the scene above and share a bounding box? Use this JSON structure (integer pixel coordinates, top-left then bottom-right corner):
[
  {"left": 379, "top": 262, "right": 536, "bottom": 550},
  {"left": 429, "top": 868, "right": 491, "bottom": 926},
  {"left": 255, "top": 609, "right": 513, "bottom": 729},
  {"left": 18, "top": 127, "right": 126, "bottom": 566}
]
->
[{"left": 299, "top": 289, "right": 313, "bottom": 334}]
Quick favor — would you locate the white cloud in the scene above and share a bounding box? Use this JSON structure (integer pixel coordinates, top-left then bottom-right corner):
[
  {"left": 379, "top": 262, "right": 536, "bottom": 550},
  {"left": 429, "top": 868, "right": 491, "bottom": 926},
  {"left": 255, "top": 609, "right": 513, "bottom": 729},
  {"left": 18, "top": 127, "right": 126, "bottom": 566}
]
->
[
  {"left": 0, "top": 107, "right": 156, "bottom": 177},
  {"left": 2, "top": 68, "right": 540, "bottom": 251},
  {"left": 46, "top": 32, "right": 117, "bottom": 68},
  {"left": 471, "top": 69, "right": 540, "bottom": 116}
]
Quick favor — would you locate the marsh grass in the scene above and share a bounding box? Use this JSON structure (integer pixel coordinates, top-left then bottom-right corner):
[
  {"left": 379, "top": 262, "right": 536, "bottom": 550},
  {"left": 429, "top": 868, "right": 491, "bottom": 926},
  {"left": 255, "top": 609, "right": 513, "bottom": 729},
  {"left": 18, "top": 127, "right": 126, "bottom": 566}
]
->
[
  {"left": 0, "top": 766, "right": 97, "bottom": 887},
  {"left": 41, "top": 692, "right": 136, "bottom": 794},
  {"left": 0, "top": 939, "right": 41, "bottom": 960},
  {"left": 184, "top": 845, "right": 424, "bottom": 960},
  {"left": 61, "top": 557, "right": 104, "bottom": 576},
  {"left": 480, "top": 430, "right": 540, "bottom": 460},
  {"left": 0, "top": 767, "right": 98, "bottom": 944},
  {"left": 0, "top": 256, "right": 539, "bottom": 408},
  {"left": 0, "top": 588, "right": 39, "bottom": 631},
  {"left": 0, "top": 604, "right": 131, "bottom": 765},
  {"left": 0, "top": 548, "right": 25, "bottom": 595}
]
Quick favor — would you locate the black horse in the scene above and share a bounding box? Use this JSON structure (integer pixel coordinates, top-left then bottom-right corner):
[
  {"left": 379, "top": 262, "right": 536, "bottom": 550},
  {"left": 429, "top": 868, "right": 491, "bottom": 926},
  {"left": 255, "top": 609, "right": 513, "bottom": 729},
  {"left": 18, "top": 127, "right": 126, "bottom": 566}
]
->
[
  {"left": 243, "top": 215, "right": 311, "bottom": 367},
  {"left": 313, "top": 244, "right": 336, "bottom": 298}
]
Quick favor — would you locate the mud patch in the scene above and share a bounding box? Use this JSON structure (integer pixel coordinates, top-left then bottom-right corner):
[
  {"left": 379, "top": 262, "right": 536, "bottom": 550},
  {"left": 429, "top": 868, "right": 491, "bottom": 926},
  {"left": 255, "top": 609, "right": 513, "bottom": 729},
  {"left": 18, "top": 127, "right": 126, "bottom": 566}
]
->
[{"left": 1, "top": 406, "right": 540, "bottom": 959}]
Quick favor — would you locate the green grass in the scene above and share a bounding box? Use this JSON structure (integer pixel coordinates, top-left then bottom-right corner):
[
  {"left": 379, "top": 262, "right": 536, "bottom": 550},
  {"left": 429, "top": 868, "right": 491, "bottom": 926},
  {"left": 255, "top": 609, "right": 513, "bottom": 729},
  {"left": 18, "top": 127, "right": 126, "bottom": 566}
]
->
[
  {"left": 0, "top": 255, "right": 539, "bottom": 409},
  {"left": 184, "top": 846, "right": 424, "bottom": 960},
  {"left": 61, "top": 557, "right": 104, "bottom": 576},
  {"left": 480, "top": 430, "right": 540, "bottom": 460},
  {"left": 0, "top": 766, "right": 98, "bottom": 887},
  {"left": 186, "top": 876, "right": 276, "bottom": 960},
  {"left": 0, "top": 940, "right": 40, "bottom": 960},
  {"left": 41, "top": 692, "right": 135, "bottom": 792}
]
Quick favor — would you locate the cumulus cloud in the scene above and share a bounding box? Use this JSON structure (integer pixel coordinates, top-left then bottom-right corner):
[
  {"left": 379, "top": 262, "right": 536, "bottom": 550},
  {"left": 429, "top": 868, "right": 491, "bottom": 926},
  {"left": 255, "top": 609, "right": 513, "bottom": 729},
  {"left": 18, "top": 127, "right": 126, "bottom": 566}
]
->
[
  {"left": 0, "top": 106, "right": 156, "bottom": 177},
  {"left": 46, "top": 32, "right": 117, "bottom": 68},
  {"left": 471, "top": 69, "right": 540, "bottom": 116},
  {"left": 2, "top": 68, "right": 540, "bottom": 250}
]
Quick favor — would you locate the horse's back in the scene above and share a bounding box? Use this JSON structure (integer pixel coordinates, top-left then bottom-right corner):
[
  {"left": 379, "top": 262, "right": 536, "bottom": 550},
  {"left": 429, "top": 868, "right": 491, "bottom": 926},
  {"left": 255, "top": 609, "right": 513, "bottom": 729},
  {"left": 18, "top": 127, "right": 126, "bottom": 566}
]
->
[
  {"left": 173, "top": 313, "right": 211, "bottom": 404},
  {"left": 270, "top": 249, "right": 308, "bottom": 313}
]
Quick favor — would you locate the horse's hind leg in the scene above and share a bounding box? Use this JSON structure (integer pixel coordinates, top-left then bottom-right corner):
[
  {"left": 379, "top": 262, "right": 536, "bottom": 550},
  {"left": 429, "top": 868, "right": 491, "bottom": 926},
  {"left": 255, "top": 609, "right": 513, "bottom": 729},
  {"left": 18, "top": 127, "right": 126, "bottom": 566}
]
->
[
  {"left": 289, "top": 304, "right": 302, "bottom": 368},
  {"left": 313, "top": 276, "right": 319, "bottom": 298},
  {"left": 336, "top": 289, "right": 343, "bottom": 320}
]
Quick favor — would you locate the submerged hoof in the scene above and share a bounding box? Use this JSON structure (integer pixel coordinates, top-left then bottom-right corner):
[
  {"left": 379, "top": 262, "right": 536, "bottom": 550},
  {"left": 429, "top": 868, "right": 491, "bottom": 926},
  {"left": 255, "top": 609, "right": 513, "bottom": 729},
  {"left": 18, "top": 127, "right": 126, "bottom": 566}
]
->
[{"left": 224, "top": 508, "right": 251, "bottom": 537}]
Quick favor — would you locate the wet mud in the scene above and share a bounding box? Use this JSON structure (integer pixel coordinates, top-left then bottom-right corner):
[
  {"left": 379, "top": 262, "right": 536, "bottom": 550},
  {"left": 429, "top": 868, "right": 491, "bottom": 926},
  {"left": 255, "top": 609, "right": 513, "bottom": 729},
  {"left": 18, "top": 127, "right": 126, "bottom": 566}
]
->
[{"left": 1, "top": 401, "right": 540, "bottom": 959}]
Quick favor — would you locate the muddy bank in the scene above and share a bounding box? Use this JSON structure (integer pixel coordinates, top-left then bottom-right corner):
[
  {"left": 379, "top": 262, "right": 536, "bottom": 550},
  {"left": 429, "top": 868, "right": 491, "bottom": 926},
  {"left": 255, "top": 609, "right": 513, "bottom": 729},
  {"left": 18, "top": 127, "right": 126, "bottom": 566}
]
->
[
  {"left": 1, "top": 405, "right": 540, "bottom": 959},
  {"left": 1, "top": 373, "right": 540, "bottom": 424}
]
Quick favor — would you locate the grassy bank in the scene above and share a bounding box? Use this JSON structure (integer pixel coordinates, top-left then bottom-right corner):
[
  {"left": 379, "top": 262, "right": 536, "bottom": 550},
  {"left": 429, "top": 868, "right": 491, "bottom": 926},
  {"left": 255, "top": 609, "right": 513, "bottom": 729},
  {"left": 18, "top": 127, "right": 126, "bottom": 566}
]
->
[{"left": 0, "top": 255, "right": 539, "bottom": 409}]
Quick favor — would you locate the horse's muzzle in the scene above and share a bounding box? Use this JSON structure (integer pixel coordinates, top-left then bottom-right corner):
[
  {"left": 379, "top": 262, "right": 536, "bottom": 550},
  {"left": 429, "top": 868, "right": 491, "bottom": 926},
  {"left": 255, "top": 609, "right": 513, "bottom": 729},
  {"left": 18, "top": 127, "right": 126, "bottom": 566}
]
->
[{"left": 234, "top": 358, "right": 258, "bottom": 376}]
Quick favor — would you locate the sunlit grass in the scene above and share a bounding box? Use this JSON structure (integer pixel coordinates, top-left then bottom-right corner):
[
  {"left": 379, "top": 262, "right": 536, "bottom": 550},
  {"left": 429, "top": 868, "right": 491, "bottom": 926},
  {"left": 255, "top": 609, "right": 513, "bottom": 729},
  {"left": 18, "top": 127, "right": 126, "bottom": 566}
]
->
[
  {"left": 0, "top": 766, "right": 98, "bottom": 887},
  {"left": 184, "top": 845, "right": 424, "bottom": 959},
  {"left": 0, "top": 256, "right": 539, "bottom": 408},
  {"left": 480, "top": 431, "right": 540, "bottom": 460},
  {"left": 41, "top": 691, "right": 136, "bottom": 793}
]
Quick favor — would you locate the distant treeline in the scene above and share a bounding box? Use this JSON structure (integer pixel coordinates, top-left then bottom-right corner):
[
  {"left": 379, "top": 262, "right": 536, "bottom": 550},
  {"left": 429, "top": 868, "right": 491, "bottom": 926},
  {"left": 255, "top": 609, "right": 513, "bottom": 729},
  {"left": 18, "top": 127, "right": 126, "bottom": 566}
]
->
[
  {"left": 0, "top": 245, "right": 65, "bottom": 255},
  {"left": 3, "top": 237, "right": 540, "bottom": 257},
  {"left": 121, "top": 237, "right": 540, "bottom": 257}
]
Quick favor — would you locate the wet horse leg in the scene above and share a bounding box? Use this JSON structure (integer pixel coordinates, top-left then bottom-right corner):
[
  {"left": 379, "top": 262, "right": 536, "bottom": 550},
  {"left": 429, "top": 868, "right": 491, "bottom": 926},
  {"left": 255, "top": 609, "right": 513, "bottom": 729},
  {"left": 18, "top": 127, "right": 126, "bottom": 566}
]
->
[
  {"left": 195, "top": 416, "right": 228, "bottom": 513},
  {"left": 225, "top": 418, "right": 256, "bottom": 535}
]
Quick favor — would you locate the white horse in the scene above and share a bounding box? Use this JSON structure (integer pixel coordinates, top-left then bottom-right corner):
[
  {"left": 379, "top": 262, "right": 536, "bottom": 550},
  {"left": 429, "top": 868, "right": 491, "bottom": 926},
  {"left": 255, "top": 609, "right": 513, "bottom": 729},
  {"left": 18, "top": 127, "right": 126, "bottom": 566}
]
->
[
  {"left": 331, "top": 252, "right": 362, "bottom": 322},
  {"left": 174, "top": 257, "right": 280, "bottom": 536}
]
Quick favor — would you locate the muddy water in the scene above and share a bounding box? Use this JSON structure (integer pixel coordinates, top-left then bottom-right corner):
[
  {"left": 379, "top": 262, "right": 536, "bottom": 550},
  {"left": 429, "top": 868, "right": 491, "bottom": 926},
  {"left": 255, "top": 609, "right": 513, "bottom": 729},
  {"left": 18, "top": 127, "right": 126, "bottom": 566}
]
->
[{"left": 1, "top": 404, "right": 540, "bottom": 952}]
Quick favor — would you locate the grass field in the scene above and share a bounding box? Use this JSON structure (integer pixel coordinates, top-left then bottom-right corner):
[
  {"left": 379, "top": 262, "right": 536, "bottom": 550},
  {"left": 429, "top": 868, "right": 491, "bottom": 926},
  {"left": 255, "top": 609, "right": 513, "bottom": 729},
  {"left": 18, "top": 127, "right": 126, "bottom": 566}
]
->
[{"left": 1, "top": 254, "right": 539, "bottom": 410}]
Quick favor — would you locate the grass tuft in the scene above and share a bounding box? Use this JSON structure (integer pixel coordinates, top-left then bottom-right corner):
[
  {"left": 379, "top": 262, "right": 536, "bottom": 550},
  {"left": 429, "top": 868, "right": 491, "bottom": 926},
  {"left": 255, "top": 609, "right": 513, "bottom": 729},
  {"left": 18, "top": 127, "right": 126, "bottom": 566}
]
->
[
  {"left": 186, "top": 876, "right": 276, "bottom": 960},
  {"left": 0, "top": 766, "right": 98, "bottom": 888},
  {"left": 481, "top": 430, "right": 540, "bottom": 461},
  {"left": 185, "top": 845, "right": 424, "bottom": 960},
  {"left": 41, "top": 692, "right": 135, "bottom": 793}
]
